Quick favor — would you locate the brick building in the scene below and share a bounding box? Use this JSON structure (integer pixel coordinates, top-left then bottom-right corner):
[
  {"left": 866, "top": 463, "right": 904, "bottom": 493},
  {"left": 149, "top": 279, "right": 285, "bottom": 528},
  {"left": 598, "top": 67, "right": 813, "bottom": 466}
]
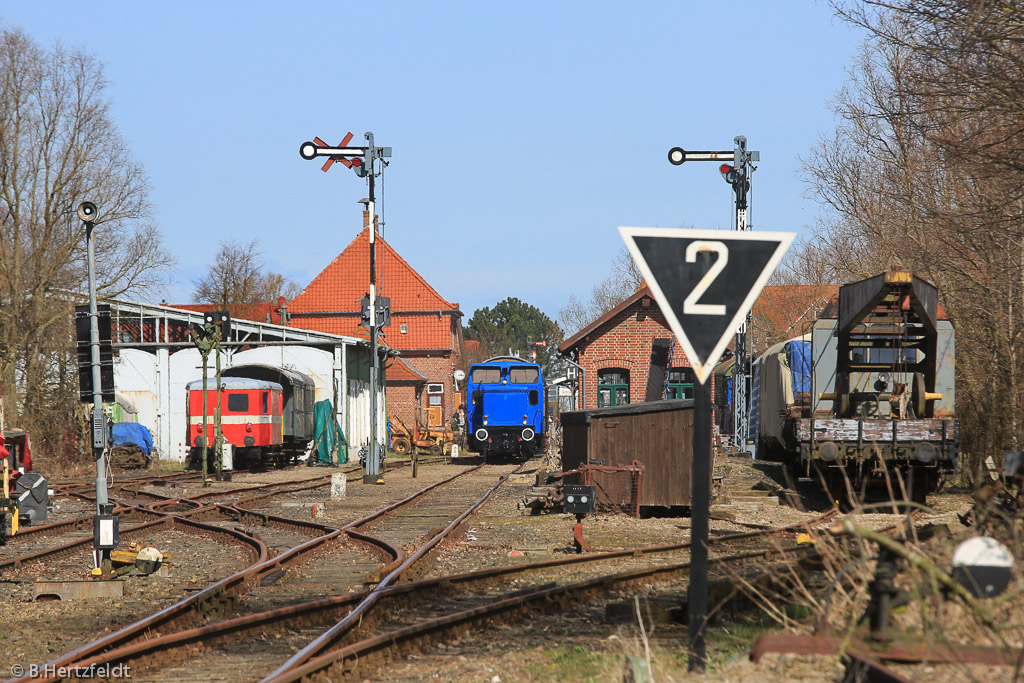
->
[
  {"left": 287, "top": 221, "right": 463, "bottom": 430},
  {"left": 558, "top": 287, "right": 696, "bottom": 410},
  {"left": 557, "top": 284, "right": 838, "bottom": 411}
]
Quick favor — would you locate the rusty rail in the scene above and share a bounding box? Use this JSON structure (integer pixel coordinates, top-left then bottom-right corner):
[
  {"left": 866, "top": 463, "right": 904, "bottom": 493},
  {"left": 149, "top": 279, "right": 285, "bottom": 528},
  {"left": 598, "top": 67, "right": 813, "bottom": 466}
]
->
[
  {"left": 18, "top": 463, "right": 486, "bottom": 682},
  {"left": 24, "top": 498, "right": 833, "bottom": 681}
]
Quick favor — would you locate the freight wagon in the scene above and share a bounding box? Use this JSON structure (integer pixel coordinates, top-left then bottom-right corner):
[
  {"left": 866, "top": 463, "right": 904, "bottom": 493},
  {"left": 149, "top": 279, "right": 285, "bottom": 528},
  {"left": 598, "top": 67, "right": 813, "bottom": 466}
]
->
[{"left": 751, "top": 272, "right": 958, "bottom": 506}]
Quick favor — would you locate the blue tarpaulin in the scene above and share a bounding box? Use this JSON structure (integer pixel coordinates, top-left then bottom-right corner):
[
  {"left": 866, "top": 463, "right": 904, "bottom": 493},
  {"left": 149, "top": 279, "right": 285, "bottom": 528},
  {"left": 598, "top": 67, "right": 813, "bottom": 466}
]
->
[
  {"left": 111, "top": 423, "right": 154, "bottom": 457},
  {"left": 787, "top": 340, "right": 812, "bottom": 394}
]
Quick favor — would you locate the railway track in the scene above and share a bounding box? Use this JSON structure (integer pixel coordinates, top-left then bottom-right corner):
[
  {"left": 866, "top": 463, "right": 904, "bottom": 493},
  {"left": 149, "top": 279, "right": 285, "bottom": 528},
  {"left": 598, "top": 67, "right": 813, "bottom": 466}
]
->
[
  {"left": 26, "top": 494, "right": 836, "bottom": 682},
  {"left": 264, "top": 508, "right": 839, "bottom": 682},
  {"left": 15, "top": 462, "right": 517, "bottom": 682},
  {"left": 4, "top": 455, "right": 957, "bottom": 682},
  {"left": 0, "top": 470, "right": 350, "bottom": 573}
]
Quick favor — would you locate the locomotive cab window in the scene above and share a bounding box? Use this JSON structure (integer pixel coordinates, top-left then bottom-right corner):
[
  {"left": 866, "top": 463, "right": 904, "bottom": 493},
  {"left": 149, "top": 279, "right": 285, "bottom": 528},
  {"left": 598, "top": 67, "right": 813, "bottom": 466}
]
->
[
  {"left": 228, "top": 393, "right": 249, "bottom": 412},
  {"left": 471, "top": 368, "right": 501, "bottom": 384},
  {"left": 509, "top": 367, "right": 539, "bottom": 384}
]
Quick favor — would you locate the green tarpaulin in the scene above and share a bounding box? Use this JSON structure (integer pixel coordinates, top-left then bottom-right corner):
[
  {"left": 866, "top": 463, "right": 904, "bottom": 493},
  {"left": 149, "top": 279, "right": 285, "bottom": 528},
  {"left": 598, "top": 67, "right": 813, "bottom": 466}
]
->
[{"left": 312, "top": 400, "right": 347, "bottom": 465}]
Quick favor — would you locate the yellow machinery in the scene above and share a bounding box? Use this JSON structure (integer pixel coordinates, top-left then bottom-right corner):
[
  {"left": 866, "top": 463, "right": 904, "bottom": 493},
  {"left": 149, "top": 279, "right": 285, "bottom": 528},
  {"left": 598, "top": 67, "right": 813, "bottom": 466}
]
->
[
  {"left": 388, "top": 415, "right": 455, "bottom": 456},
  {"left": 1, "top": 459, "right": 18, "bottom": 541},
  {"left": 92, "top": 542, "right": 171, "bottom": 577}
]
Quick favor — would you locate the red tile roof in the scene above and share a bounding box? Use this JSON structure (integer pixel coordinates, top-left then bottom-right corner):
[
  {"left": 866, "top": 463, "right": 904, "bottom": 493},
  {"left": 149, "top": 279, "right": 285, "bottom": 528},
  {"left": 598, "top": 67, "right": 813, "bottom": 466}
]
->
[
  {"left": 386, "top": 357, "right": 428, "bottom": 383},
  {"left": 558, "top": 288, "right": 648, "bottom": 353},
  {"left": 288, "top": 227, "right": 461, "bottom": 351},
  {"left": 751, "top": 284, "right": 839, "bottom": 343}
]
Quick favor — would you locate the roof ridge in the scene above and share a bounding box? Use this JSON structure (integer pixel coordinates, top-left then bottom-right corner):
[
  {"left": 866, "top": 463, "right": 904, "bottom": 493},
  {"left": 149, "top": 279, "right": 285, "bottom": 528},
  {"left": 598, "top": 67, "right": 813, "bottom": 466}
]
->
[
  {"left": 291, "top": 227, "right": 455, "bottom": 312},
  {"left": 373, "top": 228, "right": 455, "bottom": 309}
]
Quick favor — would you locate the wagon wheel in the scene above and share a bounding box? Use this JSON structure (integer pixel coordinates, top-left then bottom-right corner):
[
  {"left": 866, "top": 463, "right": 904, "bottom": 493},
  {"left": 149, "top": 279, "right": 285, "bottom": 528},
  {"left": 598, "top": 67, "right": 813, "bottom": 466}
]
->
[
  {"left": 912, "top": 372, "right": 927, "bottom": 418},
  {"left": 393, "top": 438, "right": 411, "bottom": 456}
]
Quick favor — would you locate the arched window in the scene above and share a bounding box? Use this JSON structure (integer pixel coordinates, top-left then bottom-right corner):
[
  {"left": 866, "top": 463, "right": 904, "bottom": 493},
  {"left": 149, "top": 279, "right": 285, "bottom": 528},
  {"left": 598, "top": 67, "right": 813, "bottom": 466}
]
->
[{"left": 598, "top": 368, "right": 629, "bottom": 407}]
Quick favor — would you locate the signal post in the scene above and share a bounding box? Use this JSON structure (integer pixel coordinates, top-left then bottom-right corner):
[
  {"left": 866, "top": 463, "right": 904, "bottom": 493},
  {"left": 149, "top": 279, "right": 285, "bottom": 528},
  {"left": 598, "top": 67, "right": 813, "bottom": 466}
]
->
[
  {"left": 668, "top": 137, "right": 759, "bottom": 456},
  {"left": 621, "top": 222, "right": 793, "bottom": 671},
  {"left": 75, "top": 202, "right": 117, "bottom": 577},
  {"left": 299, "top": 133, "right": 392, "bottom": 484}
]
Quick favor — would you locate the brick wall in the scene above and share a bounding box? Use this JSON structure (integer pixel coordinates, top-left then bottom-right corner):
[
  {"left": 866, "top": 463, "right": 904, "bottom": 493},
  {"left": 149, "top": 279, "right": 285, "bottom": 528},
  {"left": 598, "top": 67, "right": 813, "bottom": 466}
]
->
[
  {"left": 397, "top": 354, "right": 457, "bottom": 427},
  {"left": 574, "top": 299, "right": 694, "bottom": 410},
  {"left": 385, "top": 385, "right": 419, "bottom": 431}
]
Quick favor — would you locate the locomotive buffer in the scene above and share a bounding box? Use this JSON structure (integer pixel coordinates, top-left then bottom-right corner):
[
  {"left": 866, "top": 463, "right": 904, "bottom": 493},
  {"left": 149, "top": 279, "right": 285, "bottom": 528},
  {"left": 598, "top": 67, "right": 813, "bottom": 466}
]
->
[{"left": 619, "top": 226, "right": 794, "bottom": 673}]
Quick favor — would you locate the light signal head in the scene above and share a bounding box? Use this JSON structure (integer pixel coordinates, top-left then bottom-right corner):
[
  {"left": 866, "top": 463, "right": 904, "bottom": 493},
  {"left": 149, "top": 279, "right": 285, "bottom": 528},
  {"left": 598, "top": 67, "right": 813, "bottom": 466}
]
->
[
  {"left": 719, "top": 164, "right": 737, "bottom": 183},
  {"left": 351, "top": 157, "right": 367, "bottom": 177}
]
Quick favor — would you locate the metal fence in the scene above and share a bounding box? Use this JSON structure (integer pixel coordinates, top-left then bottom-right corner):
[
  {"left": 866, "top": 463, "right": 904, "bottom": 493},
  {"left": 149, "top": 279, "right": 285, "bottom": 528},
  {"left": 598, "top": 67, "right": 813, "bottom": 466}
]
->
[{"left": 579, "top": 460, "right": 645, "bottom": 518}]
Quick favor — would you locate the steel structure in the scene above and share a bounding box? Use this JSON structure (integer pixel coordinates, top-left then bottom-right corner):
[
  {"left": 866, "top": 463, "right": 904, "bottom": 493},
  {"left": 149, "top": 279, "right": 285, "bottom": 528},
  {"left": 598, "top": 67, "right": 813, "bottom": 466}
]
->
[
  {"left": 667, "top": 136, "right": 759, "bottom": 454},
  {"left": 101, "top": 297, "right": 376, "bottom": 465},
  {"left": 299, "top": 132, "right": 392, "bottom": 483}
]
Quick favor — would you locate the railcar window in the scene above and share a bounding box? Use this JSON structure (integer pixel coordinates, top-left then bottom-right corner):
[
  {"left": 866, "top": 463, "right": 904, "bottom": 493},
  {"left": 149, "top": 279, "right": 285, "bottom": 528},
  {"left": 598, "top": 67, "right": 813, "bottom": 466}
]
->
[
  {"left": 262, "top": 392, "right": 268, "bottom": 413},
  {"left": 471, "top": 368, "right": 501, "bottom": 384},
  {"left": 228, "top": 393, "right": 249, "bottom": 412},
  {"left": 850, "top": 348, "right": 918, "bottom": 364},
  {"left": 509, "top": 367, "right": 539, "bottom": 384}
]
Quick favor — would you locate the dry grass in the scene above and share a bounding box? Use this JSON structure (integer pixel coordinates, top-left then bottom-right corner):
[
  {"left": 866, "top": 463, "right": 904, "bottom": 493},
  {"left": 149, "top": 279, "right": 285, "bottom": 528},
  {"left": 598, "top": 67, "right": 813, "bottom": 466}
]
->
[{"left": 718, "top": 463, "right": 1024, "bottom": 682}]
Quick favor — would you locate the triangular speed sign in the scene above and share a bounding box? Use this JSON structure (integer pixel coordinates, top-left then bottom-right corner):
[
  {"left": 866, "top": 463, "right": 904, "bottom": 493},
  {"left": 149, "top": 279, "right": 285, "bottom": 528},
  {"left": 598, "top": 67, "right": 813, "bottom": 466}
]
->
[{"left": 619, "top": 227, "right": 795, "bottom": 384}]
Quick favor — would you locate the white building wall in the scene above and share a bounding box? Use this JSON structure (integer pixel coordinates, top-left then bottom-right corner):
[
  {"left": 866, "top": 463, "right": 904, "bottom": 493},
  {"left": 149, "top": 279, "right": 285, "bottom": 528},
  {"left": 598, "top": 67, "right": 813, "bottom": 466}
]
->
[
  {"left": 113, "top": 343, "right": 378, "bottom": 464},
  {"left": 231, "top": 346, "right": 335, "bottom": 401},
  {"left": 111, "top": 348, "right": 159, "bottom": 436}
]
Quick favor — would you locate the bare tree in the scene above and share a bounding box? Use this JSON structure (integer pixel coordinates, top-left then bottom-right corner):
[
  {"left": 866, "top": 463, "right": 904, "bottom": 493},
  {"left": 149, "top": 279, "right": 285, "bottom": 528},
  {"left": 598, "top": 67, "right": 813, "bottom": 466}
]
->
[
  {"left": 797, "top": 2, "right": 1024, "bottom": 463},
  {"left": 559, "top": 246, "right": 645, "bottom": 335},
  {"left": 0, "top": 26, "right": 173, "bottom": 462},
  {"left": 192, "top": 238, "right": 299, "bottom": 319}
]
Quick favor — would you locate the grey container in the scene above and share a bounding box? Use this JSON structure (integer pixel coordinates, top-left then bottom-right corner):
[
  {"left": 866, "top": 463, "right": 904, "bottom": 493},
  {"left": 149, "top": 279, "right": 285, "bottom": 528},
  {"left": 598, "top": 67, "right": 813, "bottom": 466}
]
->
[{"left": 15, "top": 472, "right": 48, "bottom": 524}]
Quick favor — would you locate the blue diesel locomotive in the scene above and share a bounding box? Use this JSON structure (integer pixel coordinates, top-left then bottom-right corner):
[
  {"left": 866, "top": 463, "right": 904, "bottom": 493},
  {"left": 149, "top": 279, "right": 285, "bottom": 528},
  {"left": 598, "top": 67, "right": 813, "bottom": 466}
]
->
[{"left": 466, "top": 356, "right": 546, "bottom": 460}]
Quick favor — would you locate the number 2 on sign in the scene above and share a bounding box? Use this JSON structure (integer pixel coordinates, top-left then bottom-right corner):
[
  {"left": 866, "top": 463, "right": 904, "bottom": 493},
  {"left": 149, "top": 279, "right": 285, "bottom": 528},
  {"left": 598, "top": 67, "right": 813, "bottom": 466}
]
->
[{"left": 683, "top": 241, "right": 728, "bottom": 315}]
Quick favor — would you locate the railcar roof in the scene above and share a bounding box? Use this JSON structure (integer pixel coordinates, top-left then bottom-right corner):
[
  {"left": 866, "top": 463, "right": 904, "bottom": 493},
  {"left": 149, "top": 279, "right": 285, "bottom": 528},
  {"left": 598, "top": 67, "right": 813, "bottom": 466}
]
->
[
  {"left": 186, "top": 378, "right": 283, "bottom": 391},
  {"left": 223, "top": 364, "right": 315, "bottom": 388}
]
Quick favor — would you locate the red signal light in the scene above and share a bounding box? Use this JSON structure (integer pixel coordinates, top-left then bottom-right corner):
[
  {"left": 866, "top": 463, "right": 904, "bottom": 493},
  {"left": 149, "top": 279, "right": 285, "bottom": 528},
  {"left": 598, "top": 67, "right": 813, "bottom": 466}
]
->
[
  {"left": 719, "top": 164, "right": 737, "bottom": 184},
  {"left": 719, "top": 164, "right": 732, "bottom": 175}
]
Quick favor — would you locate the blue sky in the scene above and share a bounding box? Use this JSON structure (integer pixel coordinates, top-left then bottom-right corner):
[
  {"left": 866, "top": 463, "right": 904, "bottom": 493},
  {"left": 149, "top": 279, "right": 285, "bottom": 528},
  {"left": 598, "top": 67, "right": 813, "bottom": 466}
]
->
[{"left": 1, "top": 2, "right": 862, "bottom": 327}]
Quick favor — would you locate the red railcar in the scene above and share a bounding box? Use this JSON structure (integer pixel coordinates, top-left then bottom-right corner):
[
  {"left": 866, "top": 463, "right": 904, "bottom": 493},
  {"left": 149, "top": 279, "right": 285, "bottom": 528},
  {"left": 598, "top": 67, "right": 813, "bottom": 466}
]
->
[{"left": 186, "top": 377, "right": 284, "bottom": 469}]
